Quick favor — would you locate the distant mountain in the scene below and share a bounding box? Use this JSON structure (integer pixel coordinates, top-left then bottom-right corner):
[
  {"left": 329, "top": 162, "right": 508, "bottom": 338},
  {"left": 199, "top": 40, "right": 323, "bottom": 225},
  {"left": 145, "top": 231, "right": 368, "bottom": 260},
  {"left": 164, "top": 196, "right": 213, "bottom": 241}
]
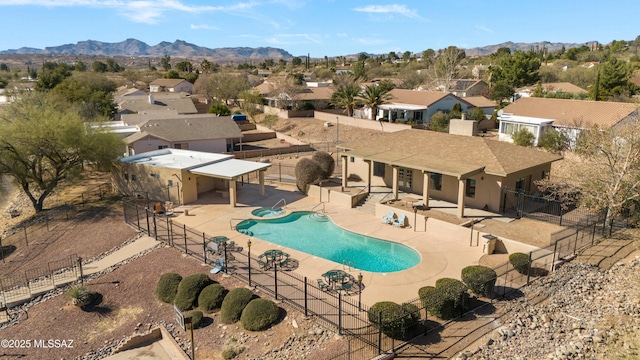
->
[
  {"left": 463, "top": 41, "right": 593, "bottom": 57},
  {"left": 0, "top": 39, "right": 294, "bottom": 59}
]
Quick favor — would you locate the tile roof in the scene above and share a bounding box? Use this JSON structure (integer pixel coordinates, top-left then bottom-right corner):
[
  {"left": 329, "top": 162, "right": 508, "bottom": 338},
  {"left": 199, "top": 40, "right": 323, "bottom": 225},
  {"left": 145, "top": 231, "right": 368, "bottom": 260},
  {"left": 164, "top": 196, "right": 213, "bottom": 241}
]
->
[
  {"left": 342, "top": 129, "right": 562, "bottom": 177},
  {"left": 516, "top": 82, "right": 587, "bottom": 94},
  {"left": 125, "top": 115, "right": 242, "bottom": 144},
  {"left": 464, "top": 96, "right": 495, "bottom": 108},
  {"left": 388, "top": 89, "right": 468, "bottom": 107},
  {"left": 291, "top": 87, "right": 334, "bottom": 100},
  {"left": 149, "top": 78, "right": 193, "bottom": 87},
  {"left": 501, "top": 97, "right": 638, "bottom": 129},
  {"left": 117, "top": 93, "right": 197, "bottom": 114}
]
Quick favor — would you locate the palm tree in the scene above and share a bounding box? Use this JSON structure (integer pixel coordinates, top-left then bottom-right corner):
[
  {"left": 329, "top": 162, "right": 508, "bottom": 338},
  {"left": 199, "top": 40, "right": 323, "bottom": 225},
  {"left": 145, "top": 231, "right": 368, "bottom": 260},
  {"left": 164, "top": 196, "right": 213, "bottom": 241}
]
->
[
  {"left": 330, "top": 83, "right": 362, "bottom": 116},
  {"left": 357, "top": 84, "right": 393, "bottom": 120}
]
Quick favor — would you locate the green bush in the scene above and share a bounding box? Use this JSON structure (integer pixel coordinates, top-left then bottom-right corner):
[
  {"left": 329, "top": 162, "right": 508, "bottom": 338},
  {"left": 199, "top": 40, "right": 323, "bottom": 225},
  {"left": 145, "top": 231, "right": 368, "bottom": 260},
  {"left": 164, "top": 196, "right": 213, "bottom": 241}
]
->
[
  {"left": 510, "top": 252, "right": 530, "bottom": 274},
  {"left": 222, "top": 346, "right": 245, "bottom": 360},
  {"left": 155, "top": 272, "right": 183, "bottom": 304},
  {"left": 208, "top": 102, "right": 231, "bottom": 116},
  {"left": 240, "top": 298, "right": 279, "bottom": 331},
  {"left": 311, "top": 151, "right": 335, "bottom": 179},
  {"left": 198, "top": 284, "right": 227, "bottom": 313},
  {"left": 461, "top": 265, "right": 497, "bottom": 298},
  {"left": 295, "top": 157, "right": 322, "bottom": 194},
  {"left": 68, "top": 285, "right": 100, "bottom": 308},
  {"left": 187, "top": 310, "right": 204, "bottom": 330},
  {"left": 174, "top": 274, "right": 214, "bottom": 311},
  {"left": 420, "top": 278, "right": 468, "bottom": 320},
  {"left": 220, "top": 288, "right": 254, "bottom": 324},
  {"left": 367, "top": 301, "right": 420, "bottom": 339}
]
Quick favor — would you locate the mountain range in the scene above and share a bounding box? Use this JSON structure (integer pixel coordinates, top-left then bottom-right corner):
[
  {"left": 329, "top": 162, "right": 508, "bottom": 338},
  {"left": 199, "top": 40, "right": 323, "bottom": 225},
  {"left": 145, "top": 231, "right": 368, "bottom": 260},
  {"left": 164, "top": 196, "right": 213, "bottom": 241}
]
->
[{"left": 0, "top": 38, "right": 591, "bottom": 59}]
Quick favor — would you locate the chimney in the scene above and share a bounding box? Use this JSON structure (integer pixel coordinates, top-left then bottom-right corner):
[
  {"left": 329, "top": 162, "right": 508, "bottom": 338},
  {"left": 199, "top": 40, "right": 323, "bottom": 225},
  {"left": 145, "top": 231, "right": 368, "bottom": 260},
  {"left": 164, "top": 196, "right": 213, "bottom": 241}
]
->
[
  {"left": 148, "top": 94, "right": 155, "bottom": 104},
  {"left": 461, "top": 113, "right": 466, "bottom": 120}
]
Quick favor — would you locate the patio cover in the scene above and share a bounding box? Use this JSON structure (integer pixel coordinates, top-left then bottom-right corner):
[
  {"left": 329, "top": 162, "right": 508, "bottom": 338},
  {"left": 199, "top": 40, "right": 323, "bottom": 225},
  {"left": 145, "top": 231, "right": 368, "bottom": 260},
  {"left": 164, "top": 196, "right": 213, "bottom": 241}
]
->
[
  {"left": 190, "top": 159, "right": 271, "bottom": 180},
  {"left": 379, "top": 103, "right": 428, "bottom": 111},
  {"left": 345, "top": 148, "right": 484, "bottom": 179}
]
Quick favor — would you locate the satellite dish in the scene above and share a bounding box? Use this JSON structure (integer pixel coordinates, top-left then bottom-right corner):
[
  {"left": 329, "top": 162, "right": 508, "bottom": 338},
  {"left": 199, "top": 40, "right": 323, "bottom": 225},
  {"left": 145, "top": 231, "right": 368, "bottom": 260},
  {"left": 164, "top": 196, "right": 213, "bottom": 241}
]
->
[{"left": 497, "top": 109, "right": 504, "bottom": 117}]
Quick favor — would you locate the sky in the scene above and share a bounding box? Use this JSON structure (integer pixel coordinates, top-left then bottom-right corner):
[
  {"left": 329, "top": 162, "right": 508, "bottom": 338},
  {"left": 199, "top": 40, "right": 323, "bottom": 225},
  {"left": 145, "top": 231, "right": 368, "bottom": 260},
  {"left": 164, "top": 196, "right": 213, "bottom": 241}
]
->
[{"left": 1, "top": 0, "right": 639, "bottom": 57}]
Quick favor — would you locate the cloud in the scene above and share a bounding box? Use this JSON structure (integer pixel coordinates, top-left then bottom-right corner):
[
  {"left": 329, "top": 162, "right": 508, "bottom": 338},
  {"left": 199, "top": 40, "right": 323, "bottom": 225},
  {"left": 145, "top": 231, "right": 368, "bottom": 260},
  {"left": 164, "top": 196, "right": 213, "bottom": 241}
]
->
[
  {"left": 353, "top": 4, "right": 419, "bottom": 18},
  {"left": 475, "top": 24, "right": 494, "bottom": 33},
  {"left": 265, "top": 33, "right": 323, "bottom": 45},
  {"left": 1, "top": 0, "right": 259, "bottom": 24},
  {"left": 190, "top": 24, "right": 220, "bottom": 31},
  {"left": 353, "top": 37, "right": 387, "bottom": 46}
]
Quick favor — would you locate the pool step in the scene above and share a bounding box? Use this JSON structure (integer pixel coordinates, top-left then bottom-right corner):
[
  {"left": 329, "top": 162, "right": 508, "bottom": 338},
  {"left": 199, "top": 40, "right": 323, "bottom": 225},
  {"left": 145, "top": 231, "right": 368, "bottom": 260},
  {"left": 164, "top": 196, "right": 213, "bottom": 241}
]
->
[{"left": 308, "top": 212, "right": 329, "bottom": 222}]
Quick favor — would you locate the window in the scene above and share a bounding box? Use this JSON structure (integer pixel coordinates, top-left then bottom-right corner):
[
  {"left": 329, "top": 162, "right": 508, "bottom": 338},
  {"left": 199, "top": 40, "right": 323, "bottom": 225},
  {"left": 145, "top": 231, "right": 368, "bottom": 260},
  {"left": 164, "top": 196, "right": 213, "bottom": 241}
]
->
[
  {"left": 430, "top": 173, "right": 442, "bottom": 191},
  {"left": 158, "top": 145, "right": 168, "bottom": 149},
  {"left": 466, "top": 179, "right": 476, "bottom": 198},
  {"left": 541, "top": 170, "right": 547, "bottom": 180},
  {"left": 131, "top": 174, "right": 137, "bottom": 181},
  {"left": 515, "top": 177, "right": 525, "bottom": 192},
  {"left": 373, "top": 162, "right": 385, "bottom": 177},
  {"left": 414, "top": 111, "right": 423, "bottom": 121},
  {"left": 150, "top": 173, "right": 160, "bottom": 179},
  {"left": 167, "top": 179, "right": 174, "bottom": 187},
  {"left": 399, "top": 167, "right": 412, "bottom": 188},
  {"left": 174, "top": 143, "right": 189, "bottom": 150},
  {"left": 349, "top": 156, "right": 355, "bottom": 163},
  {"left": 124, "top": 173, "right": 129, "bottom": 181}
]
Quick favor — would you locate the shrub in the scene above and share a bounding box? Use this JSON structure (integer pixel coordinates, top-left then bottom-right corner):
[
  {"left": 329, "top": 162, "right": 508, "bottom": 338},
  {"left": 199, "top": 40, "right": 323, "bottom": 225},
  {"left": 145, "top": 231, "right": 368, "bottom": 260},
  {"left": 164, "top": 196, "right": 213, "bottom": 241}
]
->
[
  {"left": 174, "top": 274, "right": 214, "bottom": 311},
  {"left": 222, "top": 345, "right": 245, "bottom": 360},
  {"left": 155, "top": 272, "right": 183, "bottom": 304},
  {"left": 261, "top": 114, "right": 279, "bottom": 127},
  {"left": 512, "top": 128, "right": 535, "bottom": 147},
  {"left": 421, "top": 278, "right": 469, "bottom": 320},
  {"left": 220, "top": 288, "right": 254, "bottom": 324},
  {"left": 510, "top": 252, "right": 530, "bottom": 274},
  {"left": 461, "top": 265, "right": 497, "bottom": 298},
  {"left": 208, "top": 102, "right": 231, "bottom": 116},
  {"left": 367, "top": 301, "right": 420, "bottom": 339},
  {"left": 240, "top": 298, "right": 279, "bottom": 331},
  {"left": 68, "top": 285, "right": 101, "bottom": 308},
  {"left": 198, "top": 284, "right": 227, "bottom": 313},
  {"left": 187, "top": 310, "right": 204, "bottom": 330},
  {"left": 311, "top": 151, "right": 335, "bottom": 179},
  {"left": 295, "top": 158, "right": 322, "bottom": 194}
]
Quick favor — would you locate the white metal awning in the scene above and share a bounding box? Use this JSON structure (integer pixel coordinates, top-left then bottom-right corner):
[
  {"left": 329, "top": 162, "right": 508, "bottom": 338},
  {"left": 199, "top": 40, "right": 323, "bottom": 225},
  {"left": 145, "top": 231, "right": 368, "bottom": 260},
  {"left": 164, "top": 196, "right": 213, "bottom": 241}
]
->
[{"left": 190, "top": 159, "right": 271, "bottom": 180}]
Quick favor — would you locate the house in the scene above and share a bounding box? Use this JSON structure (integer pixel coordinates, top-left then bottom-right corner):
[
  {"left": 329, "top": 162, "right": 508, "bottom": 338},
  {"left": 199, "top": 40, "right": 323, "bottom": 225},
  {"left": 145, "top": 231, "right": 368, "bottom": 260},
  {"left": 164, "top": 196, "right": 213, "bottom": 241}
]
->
[
  {"left": 498, "top": 97, "right": 639, "bottom": 147},
  {"left": 116, "top": 93, "right": 198, "bottom": 119},
  {"left": 117, "top": 149, "right": 271, "bottom": 206},
  {"left": 149, "top": 78, "right": 194, "bottom": 93},
  {"left": 123, "top": 114, "right": 242, "bottom": 155},
  {"left": 515, "top": 82, "right": 587, "bottom": 98},
  {"left": 373, "top": 89, "right": 474, "bottom": 125},
  {"left": 438, "top": 79, "right": 488, "bottom": 98},
  {"left": 0, "top": 81, "right": 36, "bottom": 103},
  {"left": 340, "top": 129, "right": 562, "bottom": 217},
  {"left": 263, "top": 86, "right": 333, "bottom": 111}
]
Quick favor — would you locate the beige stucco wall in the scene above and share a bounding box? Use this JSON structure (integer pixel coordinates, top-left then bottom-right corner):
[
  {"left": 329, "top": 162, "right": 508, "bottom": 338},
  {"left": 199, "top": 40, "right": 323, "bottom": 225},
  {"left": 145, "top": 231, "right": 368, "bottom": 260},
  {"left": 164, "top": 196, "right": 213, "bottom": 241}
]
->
[{"left": 130, "top": 137, "right": 228, "bottom": 155}]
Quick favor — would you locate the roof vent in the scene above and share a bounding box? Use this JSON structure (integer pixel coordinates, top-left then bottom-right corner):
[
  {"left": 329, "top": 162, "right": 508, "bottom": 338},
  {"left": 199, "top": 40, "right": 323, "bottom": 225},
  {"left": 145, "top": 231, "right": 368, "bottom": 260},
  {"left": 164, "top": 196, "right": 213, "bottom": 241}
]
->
[{"left": 148, "top": 94, "right": 155, "bottom": 104}]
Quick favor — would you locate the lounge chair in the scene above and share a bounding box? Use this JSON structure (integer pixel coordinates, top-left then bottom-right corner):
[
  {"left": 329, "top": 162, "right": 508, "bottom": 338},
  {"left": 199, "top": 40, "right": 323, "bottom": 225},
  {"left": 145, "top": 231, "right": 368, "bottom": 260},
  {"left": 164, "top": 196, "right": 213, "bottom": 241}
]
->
[
  {"left": 317, "top": 279, "right": 330, "bottom": 291},
  {"left": 210, "top": 258, "right": 225, "bottom": 274},
  {"left": 393, "top": 214, "right": 406, "bottom": 228},
  {"left": 381, "top": 211, "right": 395, "bottom": 224}
]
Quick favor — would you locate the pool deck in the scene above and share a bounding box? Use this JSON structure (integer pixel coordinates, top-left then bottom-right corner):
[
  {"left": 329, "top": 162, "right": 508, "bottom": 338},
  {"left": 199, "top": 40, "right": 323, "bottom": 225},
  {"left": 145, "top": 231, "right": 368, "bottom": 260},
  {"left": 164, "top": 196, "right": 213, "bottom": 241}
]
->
[{"left": 171, "top": 182, "right": 486, "bottom": 306}]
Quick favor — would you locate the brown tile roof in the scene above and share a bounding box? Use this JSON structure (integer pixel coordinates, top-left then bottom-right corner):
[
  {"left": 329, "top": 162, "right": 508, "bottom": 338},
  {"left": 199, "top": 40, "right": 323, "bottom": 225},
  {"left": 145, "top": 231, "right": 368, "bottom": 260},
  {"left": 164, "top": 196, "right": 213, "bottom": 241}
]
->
[
  {"left": 149, "top": 78, "right": 193, "bottom": 87},
  {"left": 343, "top": 129, "right": 561, "bottom": 177},
  {"left": 292, "top": 87, "right": 334, "bottom": 100},
  {"left": 464, "top": 96, "right": 495, "bottom": 108},
  {"left": 502, "top": 97, "right": 638, "bottom": 129},
  {"left": 517, "top": 82, "right": 587, "bottom": 94},
  {"left": 388, "top": 89, "right": 469, "bottom": 107},
  {"left": 125, "top": 115, "right": 241, "bottom": 144}
]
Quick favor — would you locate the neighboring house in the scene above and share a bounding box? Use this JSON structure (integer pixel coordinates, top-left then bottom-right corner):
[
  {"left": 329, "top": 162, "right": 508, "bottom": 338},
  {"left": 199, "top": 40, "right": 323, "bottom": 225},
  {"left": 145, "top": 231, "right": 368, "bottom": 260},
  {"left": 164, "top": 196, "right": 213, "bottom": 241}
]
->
[
  {"left": 0, "top": 81, "right": 36, "bottom": 103},
  {"left": 149, "top": 78, "right": 194, "bottom": 93},
  {"left": 123, "top": 114, "right": 242, "bottom": 155},
  {"left": 439, "top": 79, "right": 488, "bottom": 98},
  {"left": 264, "top": 86, "right": 333, "bottom": 111},
  {"left": 498, "top": 97, "right": 639, "bottom": 147},
  {"left": 340, "top": 129, "right": 562, "bottom": 217},
  {"left": 117, "top": 149, "right": 271, "bottom": 206},
  {"left": 116, "top": 93, "right": 198, "bottom": 119},
  {"left": 114, "top": 87, "right": 147, "bottom": 98},
  {"left": 515, "top": 82, "right": 587, "bottom": 98},
  {"left": 374, "top": 89, "right": 474, "bottom": 125}
]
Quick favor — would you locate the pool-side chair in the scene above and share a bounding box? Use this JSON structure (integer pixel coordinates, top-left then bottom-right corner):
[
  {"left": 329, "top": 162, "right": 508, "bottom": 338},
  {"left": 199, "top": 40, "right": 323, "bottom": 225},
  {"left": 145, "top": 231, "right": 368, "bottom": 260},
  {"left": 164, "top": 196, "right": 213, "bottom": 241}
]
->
[
  {"left": 317, "top": 279, "right": 329, "bottom": 291},
  {"left": 393, "top": 214, "right": 406, "bottom": 228},
  {"left": 210, "top": 257, "right": 225, "bottom": 274},
  {"left": 381, "top": 211, "right": 395, "bottom": 224}
]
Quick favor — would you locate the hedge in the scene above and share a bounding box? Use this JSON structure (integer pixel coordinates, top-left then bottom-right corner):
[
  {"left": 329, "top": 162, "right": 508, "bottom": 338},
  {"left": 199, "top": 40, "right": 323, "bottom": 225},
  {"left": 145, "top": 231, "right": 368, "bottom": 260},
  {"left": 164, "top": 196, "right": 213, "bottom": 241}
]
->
[
  {"left": 220, "top": 288, "right": 254, "bottom": 324},
  {"left": 174, "top": 274, "right": 214, "bottom": 311},
  {"left": 367, "top": 301, "right": 420, "bottom": 339},
  {"left": 419, "top": 278, "right": 468, "bottom": 320},
  {"left": 509, "top": 252, "right": 530, "bottom": 274},
  {"left": 461, "top": 265, "right": 497, "bottom": 297},
  {"left": 240, "top": 298, "right": 279, "bottom": 331},
  {"left": 154, "top": 273, "right": 183, "bottom": 304}
]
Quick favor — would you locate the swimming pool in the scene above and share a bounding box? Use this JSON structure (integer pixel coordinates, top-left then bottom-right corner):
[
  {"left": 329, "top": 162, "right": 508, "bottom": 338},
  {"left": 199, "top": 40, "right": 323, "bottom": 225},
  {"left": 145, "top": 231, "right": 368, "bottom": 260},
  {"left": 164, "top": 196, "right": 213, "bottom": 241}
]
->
[
  {"left": 251, "top": 207, "right": 285, "bottom": 218},
  {"left": 236, "top": 211, "right": 420, "bottom": 273}
]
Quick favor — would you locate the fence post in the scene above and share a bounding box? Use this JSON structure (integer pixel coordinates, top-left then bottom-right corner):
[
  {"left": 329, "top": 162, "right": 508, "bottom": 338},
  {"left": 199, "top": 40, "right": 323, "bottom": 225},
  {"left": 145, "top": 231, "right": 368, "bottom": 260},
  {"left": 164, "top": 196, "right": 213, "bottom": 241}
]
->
[
  {"left": 573, "top": 230, "right": 579, "bottom": 255},
  {"left": 136, "top": 206, "right": 140, "bottom": 230},
  {"left": 77, "top": 256, "right": 84, "bottom": 285},
  {"left": 202, "top": 233, "right": 207, "bottom": 263},
  {"left": 592, "top": 222, "right": 596, "bottom": 246},
  {"left": 49, "top": 263, "right": 54, "bottom": 288},
  {"left": 304, "top": 277, "right": 308, "bottom": 318},
  {"left": 274, "top": 263, "right": 278, "bottom": 300},
  {"left": 378, "top": 311, "right": 383, "bottom": 355},
  {"left": 123, "top": 201, "right": 128, "bottom": 224},
  {"left": 145, "top": 208, "right": 151, "bottom": 235},
  {"left": 551, "top": 241, "right": 558, "bottom": 271},
  {"left": 526, "top": 252, "right": 532, "bottom": 284},
  {"left": 165, "top": 216, "right": 170, "bottom": 244},
  {"left": 338, "top": 292, "right": 343, "bottom": 336},
  {"left": 152, "top": 212, "right": 158, "bottom": 241},
  {"left": 183, "top": 225, "right": 188, "bottom": 254},
  {"left": 0, "top": 236, "right": 4, "bottom": 264}
]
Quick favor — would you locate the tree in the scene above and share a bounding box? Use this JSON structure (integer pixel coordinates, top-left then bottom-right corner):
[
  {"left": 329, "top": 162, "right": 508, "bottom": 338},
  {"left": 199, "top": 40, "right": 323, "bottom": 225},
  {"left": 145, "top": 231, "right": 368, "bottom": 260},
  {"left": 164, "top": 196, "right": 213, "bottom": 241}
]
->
[
  {"left": 537, "top": 128, "right": 569, "bottom": 153},
  {"left": 74, "top": 61, "right": 88, "bottom": 72},
  {"left": 175, "top": 60, "right": 193, "bottom": 72},
  {"left": 590, "top": 57, "right": 630, "bottom": 100},
  {"left": 574, "top": 120, "right": 640, "bottom": 222},
  {"left": 239, "top": 90, "right": 263, "bottom": 123},
  {"left": 92, "top": 61, "right": 108, "bottom": 73},
  {"left": 203, "top": 73, "right": 251, "bottom": 106},
  {"left": 160, "top": 55, "right": 171, "bottom": 71},
  {"left": 163, "top": 70, "right": 181, "bottom": 79},
  {"left": 532, "top": 82, "right": 544, "bottom": 97},
  {"left": 357, "top": 84, "right": 393, "bottom": 121},
  {"left": 489, "top": 80, "right": 514, "bottom": 105},
  {"left": 491, "top": 50, "right": 541, "bottom": 89},
  {"left": 0, "top": 93, "right": 123, "bottom": 212},
  {"left": 469, "top": 107, "right": 487, "bottom": 122},
  {"left": 36, "top": 62, "right": 72, "bottom": 91},
  {"left": 105, "top": 58, "right": 123, "bottom": 72},
  {"left": 330, "top": 83, "right": 361, "bottom": 116},
  {"left": 429, "top": 111, "right": 449, "bottom": 132},
  {"left": 512, "top": 128, "right": 535, "bottom": 147},
  {"left": 291, "top": 57, "right": 302, "bottom": 66},
  {"left": 207, "top": 102, "right": 231, "bottom": 116},
  {"left": 50, "top": 73, "right": 118, "bottom": 119},
  {"left": 435, "top": 46, "right": 466, "bottom": 92}
]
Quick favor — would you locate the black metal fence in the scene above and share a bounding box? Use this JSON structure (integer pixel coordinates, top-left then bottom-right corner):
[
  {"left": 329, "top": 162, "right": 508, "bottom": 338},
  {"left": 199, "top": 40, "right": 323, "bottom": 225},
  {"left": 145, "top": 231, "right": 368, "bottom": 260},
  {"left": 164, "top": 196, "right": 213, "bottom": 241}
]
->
[{"left": 123, "top": 198, "right": 609, "bottom": 359}]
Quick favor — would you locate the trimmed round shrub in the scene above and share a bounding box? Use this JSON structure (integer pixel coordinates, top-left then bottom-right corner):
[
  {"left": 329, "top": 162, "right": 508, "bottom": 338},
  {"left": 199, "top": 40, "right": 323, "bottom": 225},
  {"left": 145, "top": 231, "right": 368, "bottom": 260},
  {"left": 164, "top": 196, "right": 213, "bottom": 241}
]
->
[
  {"left": 295, "top": 158, "right": 322, "bottom": 194},
  {"left": 418, "top": 286, "right": 437, "bottom": 308},
  {"left": 220, "top": 288, "right": 254, "bottom": 324},
  {"left": 198, "top": 284, "right": 227, "bottom": 313},
  {"left": 509, "top": 252, "right": 530, "bottom": 274},
  {"left": 240, "top": 298, "right": 279, "bottom": 331},
  {"left": 187, "top": 310, "right": 204, "bottom": 330},
  {"left": 311, "top": 151, "right": 335, "bottom": 179},
  {"left": 155, "top": 272, "right": 183, "bottom": 304},
  {"left": 174, "top": 273, "right": 214, "bottom": 311},
  {"left": 461, "top": 265, "right": 497, "bottom": 298},
  {"left": 424, "top": 278, "right": 469, "bottom": 320},
  {"left": 367, "top": 301, "right": 420, "bottom": 339}
]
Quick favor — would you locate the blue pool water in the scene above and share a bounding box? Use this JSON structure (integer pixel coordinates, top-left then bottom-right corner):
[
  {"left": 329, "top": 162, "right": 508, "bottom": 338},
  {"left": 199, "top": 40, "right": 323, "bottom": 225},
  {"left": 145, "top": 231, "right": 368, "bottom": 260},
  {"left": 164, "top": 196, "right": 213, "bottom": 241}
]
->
[
  {"left": 236, "top": 211, "right": 420, "bottom": 273},
  {"left": 251, "top": 207, "right": 285, "bottom": 218}
]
